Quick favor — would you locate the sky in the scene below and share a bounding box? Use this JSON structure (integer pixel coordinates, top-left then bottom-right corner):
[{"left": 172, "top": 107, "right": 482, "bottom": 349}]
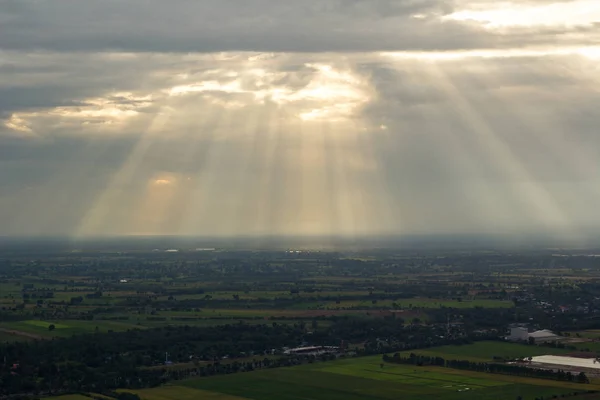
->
[{"left": 0, "top": 0, "right": 599, "bottom": 240}]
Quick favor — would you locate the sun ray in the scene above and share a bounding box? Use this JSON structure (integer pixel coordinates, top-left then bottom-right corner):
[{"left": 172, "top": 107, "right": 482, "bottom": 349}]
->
[
  {"left": 243, "top": 106, "right": 278, "bottom": 239},
  {"left": 120, "top": 101, "right": 229, "bottom": 236},
  {"left": 262, "top": 105, "right": 289, "bottom": 239},
  {"left": 10, "top": 137, "right": 116, "bottom": 237},
  {"left": 179, "top": 115, "right": 238, "bottom": 236},
  {"left": 217, "top": 103, "right": 267, "bottom": 236},
  {"left": 331, "top": 122, "right": 361, "bottom": 238},
  {"left": 475, "top": 59, "right": 600, "bottom": 218},
  {"left": 369, "top": 59, "right": 499, "bottom": 234},
  {"left": 231, "top": 104, "right": 276, "bottom": 237},
  {"left": 165, "top": 105, "right": 227, "bottom": 234},
  {"left": 76, "top": 106, "right": 174, "bottom": 236},
  {"left": 425, "top": 62, "right": 576, "bottom": 236},
  {"left": 322, "top": 120, "right": 342, "bottom": 244}
]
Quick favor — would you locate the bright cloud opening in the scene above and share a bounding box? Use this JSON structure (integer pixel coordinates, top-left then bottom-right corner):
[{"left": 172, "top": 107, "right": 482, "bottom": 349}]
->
[
  {"left": 445, "top": 0, "right": 600, "bottom": 28},
  {"left": 166, "top": 63, "right": 369, "bottom": 121},
  {"left": 4, "top": 114, "right": 33, "bottom": 133}
]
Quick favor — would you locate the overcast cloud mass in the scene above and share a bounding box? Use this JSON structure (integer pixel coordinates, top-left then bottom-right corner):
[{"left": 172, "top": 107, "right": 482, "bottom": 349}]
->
[{"left": 1, "top": 0, "right": 599, "bottom": 240}]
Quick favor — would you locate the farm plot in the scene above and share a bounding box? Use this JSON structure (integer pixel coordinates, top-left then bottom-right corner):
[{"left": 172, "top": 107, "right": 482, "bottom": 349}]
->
[
  {"left": 121, "top": 386, "right": 247, "bottom": 400},
  {"left": 399, "top": 341, "right": 572, "bottom": 362},
  {"left": 0, "top": 319, "right": 142, "bottom": 338},
  {"left": 177, "top": 355, "right": 581, "bottom": 400}
]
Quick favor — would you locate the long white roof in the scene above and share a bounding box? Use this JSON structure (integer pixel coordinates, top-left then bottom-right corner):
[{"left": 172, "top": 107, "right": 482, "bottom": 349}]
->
[
  {"left": 529, "top": 329, "right": 558, "bottom": 338},
  {"left": 531, "top": 355, "right": 600, "bottom": 370}
]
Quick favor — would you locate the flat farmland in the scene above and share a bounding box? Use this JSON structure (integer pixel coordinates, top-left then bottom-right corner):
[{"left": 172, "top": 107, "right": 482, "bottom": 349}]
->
[
  {"left": 0, "top": 319, "right": 143, "bottom": 338},
  {"left": 172, "top": 290, "right": 394, "bottom": 301},
  {"left": 567, "top": 330, "right": 600, "bottom": 339},
  {"left": 398, "top": 341, "right": 572, "bottom": 361},
  {"left": 143, "top": 308, "right": 417, "bottom": 319},
  {"left": 120, "top": 355, "right": 595, "bottom": 400},
  {"left": 397, "top": 298, "right": 512, "bottom": 309},
  {"left": 289, "top": 298, "right": 512, "bottom": 310},
  {"left": 0, "top": 329, "right": 33, "bottom": 342},
  {"left": 121, "top": 386, "right": 247, "bottom": 400},
  {"left": 0, "top": 312, "right": 336, "bottom": 339}
]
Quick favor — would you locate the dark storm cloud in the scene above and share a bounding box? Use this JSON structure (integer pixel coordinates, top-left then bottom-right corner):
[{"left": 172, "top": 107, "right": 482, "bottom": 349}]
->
[
  {"left": 0, "top": 86, "right": 86, "bottom": 113},
  {"left": 1, "top": 0, "right": 597, "bottom": 53}
]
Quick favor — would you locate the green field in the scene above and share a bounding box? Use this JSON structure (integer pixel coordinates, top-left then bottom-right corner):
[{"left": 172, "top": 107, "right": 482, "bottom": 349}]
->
[
  {"left": 120, "top": 355, "right": 596, "bottom": 400},
  {"left": 567, "top": 331, "right": 600, "bottom": 339},
  {"left": 0, "top": 316, "right": 330, "bottom": 339},
  {"left": 0, "top": 330, "right": 33, "bottom": 343},
  {"left": 572, "top": 342, "right": 600, "bottom": 353},
  {"left": 398, "top": 341, "right": 573, "bottom": 361},
  {"left": 121, "top": 386, "right": 246, "bottom": 400},
  {"left": 287, "top": 298, "right": 512, "bottom": 310},
  {"left": 0, "top": 319, "right": 143, "bottom": 338}
]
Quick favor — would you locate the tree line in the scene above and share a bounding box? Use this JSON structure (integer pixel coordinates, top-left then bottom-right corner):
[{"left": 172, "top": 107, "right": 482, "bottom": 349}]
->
[
  {"left": 382, "top": 353, "right": 590, "bottom": 384},
  {"left": 0, "top": 317, "right": 492, "bottom": 398}
]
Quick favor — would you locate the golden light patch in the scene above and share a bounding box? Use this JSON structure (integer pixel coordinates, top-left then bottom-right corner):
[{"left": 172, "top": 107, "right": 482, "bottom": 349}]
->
[
  {"left": 4, "top": 114, "right": 33, "bottom": 133},
  {"left": 579, "top": 47, "right": 600, "bottom": 60},
  {"left": 165, "top": 63, "right": 369, "bottom": 122},
  {"left": 444, "top": 0, "right": 599, "bottom": 28}
]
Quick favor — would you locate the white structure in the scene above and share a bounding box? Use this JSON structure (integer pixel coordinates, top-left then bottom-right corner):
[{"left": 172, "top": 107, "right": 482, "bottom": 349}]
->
[
  {"left": 529, "top": 329, "right": 560, "bottom": 343},
  {"left": 530, "top": 355, "right": 600, "bottom": 370},
  {"left": 283, "top": 346, "right": 339, "bottom": 356},
  {"left": 509, "top": 326, "right": 529, "bottom": 341},
  {"left": 507, "top": 327, "right": 561, "bottom": 343}
]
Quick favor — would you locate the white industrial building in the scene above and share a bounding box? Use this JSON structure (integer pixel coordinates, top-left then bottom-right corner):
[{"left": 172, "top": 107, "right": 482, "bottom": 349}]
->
[
  {"left": 507, "top": 326, "right": 561, "bottom": 343},
  {"left": 283, "top": 346, "right": 339, "bottom": 356},
  {"left": 530, "top": 355, "right": 600, "bottom": 370}
]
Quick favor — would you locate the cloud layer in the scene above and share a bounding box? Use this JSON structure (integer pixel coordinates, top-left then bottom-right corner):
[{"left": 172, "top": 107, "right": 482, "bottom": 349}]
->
[
  {"left": 2, "top": 0, "right": 599, "bottom": 52},
  {"left": 0, "top": 0, "right": 599, "bottom": 239}
]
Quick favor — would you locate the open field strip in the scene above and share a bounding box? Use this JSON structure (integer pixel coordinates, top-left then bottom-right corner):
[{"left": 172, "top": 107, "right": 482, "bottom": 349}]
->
[{"left": 397, "top": 341, "right": 573, "bottom": 361}]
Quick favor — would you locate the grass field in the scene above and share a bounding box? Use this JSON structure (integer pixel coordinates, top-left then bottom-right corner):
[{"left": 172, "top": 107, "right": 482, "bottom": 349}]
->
[
  {"left": 398, "top": 341, "right": 573, "bottom": 362},
  {"left": 120, "top": 354, "right": 598, "bottom": 400},
  {"left": 121, "top": 386, "right": 247, "bottom": 400},
  {"left": 572, "top": 342, "right": 600, "bottom": 353},
  {"left": 288, "top": 298, "right": 512, "bottom": 310},
  {"left": 568, "top": 331, "right": 600, "bottom": 339},
  {"left": 0, "top": 319, "right": 143, "bottom": 338},
  {"left": 0, "top": 316, "right": 331, "bottom": 340},
  {"left": 0, "top": 330, "right": 33, "bottom": 343}
]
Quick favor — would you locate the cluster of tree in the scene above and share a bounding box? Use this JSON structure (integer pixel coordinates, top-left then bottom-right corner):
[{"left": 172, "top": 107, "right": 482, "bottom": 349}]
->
[
  {"left": 115, "top": 393, "right": 142, "bottom": 400},
  {"left": 1, "top": 363, "right": 166, "bottom": 398},
  {"left": 2, "top": 350, "right": 339, "bottom": 397},
  {"left": 382, "top": 353, "right": 590, "bottom": 383},
  {"left": 0, "top": 315, "right": 493, "bottom": 397},
  {"left": 0, "top": 316, "right": 368, "bottom": 397},
  {"left": 428, "top": 307, "right": 518, "bottom": 329},
  {"left": 162, "top": 353, "right": 338, "bottom": 381},
  {"left": 531, "top": 390, "right": 599, "bottom": 400}
]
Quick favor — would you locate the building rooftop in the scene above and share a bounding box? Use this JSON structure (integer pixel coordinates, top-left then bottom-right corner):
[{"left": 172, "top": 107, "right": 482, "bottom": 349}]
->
[
  {"left": 531, "top": 355, "right": 600, "bottom": 370},
  {"left": 529, "top": 329, "right": 558, "bottom": 338}
]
